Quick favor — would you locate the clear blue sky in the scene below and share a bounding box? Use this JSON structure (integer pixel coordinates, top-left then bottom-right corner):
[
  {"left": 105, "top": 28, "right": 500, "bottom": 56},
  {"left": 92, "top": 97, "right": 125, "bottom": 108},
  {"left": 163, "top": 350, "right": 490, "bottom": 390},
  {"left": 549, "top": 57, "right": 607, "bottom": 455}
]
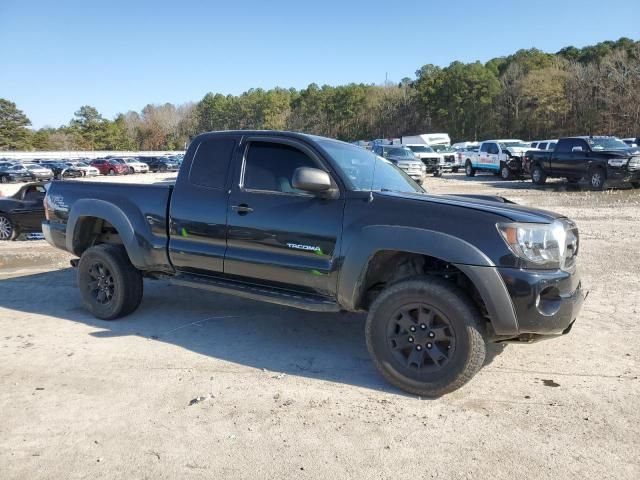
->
[{"left": 1, "top": 0, "right": 637, "bottom": 129}]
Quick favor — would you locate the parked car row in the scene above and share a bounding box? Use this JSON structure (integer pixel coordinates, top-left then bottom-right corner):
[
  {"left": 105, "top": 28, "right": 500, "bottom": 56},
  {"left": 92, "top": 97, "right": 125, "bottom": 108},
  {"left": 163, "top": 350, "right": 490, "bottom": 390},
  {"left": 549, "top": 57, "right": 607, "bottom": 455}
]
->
[
  {"left": 452, "top": 135, "right": 640, "bottom": 190},
  {"left": 0, "top": 154, "right": 184, "bottom": 183}
]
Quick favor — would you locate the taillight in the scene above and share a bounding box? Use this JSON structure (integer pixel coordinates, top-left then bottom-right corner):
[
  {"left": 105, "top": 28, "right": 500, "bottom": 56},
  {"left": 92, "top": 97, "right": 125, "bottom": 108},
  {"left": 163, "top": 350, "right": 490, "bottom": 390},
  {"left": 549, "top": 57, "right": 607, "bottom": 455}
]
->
[{"left": 43, "top": 195, "right": 50, "bottom": 220}]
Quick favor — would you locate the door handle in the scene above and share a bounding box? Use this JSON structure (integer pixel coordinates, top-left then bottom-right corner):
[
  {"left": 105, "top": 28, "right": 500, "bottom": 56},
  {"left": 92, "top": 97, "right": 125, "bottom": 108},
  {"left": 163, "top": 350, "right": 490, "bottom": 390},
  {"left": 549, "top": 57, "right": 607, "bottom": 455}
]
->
[{"left": 231, "top": 204, "right": 254, "bottom": 215}]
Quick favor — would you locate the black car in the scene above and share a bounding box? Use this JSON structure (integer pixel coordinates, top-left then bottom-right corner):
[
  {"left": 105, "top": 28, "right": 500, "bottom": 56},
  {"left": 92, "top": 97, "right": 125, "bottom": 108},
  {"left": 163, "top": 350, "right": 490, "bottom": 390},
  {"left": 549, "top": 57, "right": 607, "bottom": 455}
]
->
[
  {"left": 42, "top": 130, "right": 585, "bottom": 397},
  {"left": 0, "top": 183, "right": 47, "bottom": 240},
  {"left": 42, "top": 162, "right": 84, "bottom": 180},
  {"left": 525, "top": 136, "right": 640, "bottom": 189},
  {"left": 0, "top": 164, "right": 32, "bottom": 183},
  {"left": 144, "top": 157, "right": 180, "bottom": 172}
]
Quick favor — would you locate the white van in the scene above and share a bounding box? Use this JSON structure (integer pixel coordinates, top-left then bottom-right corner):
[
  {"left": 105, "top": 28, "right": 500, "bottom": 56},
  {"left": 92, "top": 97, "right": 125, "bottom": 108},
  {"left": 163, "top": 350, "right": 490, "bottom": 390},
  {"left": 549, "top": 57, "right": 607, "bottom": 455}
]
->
[{"left": 400, "top": 133, "right": 451, "bottom": 148}]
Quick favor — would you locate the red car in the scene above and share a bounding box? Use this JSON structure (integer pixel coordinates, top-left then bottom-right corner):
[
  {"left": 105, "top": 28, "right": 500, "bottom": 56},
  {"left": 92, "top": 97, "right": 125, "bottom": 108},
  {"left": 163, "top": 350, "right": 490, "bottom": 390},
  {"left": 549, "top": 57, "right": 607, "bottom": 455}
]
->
[{"left": 90, "top": 159, "right": 129, "bottom": 176}]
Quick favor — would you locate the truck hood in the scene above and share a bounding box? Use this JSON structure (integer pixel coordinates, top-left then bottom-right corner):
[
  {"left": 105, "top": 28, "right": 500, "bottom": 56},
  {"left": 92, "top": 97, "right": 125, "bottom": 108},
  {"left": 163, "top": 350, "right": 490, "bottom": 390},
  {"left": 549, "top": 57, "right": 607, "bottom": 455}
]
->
[
  {"left": 504, "top": 146, "right": 530, "bottom": 155},
  {"left": 378, "top": 190, "right": 562, "bottom": 223},
  {"left": 596, "top": 147, "right": 640, "bottom": 157}
]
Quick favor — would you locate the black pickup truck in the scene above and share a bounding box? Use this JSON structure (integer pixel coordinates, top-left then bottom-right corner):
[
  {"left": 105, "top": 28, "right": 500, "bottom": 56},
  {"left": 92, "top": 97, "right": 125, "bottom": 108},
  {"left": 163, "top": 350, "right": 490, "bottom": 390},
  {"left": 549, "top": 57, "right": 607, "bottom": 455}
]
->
[
  {"left": 43, "top": 130, "right": 585, "bottom": 396},
  {"left": 525, "top": 136, "right": 640, "bottom": 189}
]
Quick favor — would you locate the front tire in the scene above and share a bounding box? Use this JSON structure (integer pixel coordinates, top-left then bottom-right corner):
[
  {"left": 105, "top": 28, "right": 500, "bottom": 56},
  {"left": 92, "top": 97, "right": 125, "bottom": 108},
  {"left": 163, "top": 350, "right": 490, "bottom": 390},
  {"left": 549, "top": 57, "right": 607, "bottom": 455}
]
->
[
  {"left": 365, "top": 277, "right": 486, "bottom": 397},
  {"left": 631, "top": 181, "right": 640, "bottom": 189},
  {"left": 78, "top": 244, "right": 143, "bottom": 320},
  {"left": 433, "top": 169, "right": 443, "bottom": 177},
  {"left": 108, "top": 168, "right": 115, "bottom": 176},
  {"left": 500, "top": 163, "right": 512, "bottom": 180},
  {"left": 531, "top": 164, "right": 547, "bottom": 185},
  {"left": 452, "top": 167, "right": 459, "bottom": 173},
  {"left": 589, "top": 168, "right": 605, "bottom": 190},
  {"left": 465, "top": 161, "right": 476, "bottom": 177}
]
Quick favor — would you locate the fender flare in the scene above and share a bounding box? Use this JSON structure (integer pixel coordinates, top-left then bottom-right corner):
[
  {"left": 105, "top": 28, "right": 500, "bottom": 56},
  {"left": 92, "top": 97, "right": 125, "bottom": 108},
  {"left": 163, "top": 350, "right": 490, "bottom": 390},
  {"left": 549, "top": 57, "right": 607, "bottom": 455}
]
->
[
  {"left": 66, "top": 199, "right": 149, "bottom": 269},
  {"left": 337, "top": 225, "right": 519, "bottom": 335},
  {"left": 337, "top": 225, "right": 493, "bottom": 310}
]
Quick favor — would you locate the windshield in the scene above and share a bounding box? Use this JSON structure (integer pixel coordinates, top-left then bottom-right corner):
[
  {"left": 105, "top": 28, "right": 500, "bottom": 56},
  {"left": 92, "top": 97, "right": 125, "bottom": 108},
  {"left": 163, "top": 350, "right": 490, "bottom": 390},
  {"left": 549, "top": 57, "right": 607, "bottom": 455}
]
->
[
  {"left": 407, "top": 145, "right": 435, "bottom": 153},
  {"left": 319, "top": 140, "right": 424, "bottom": 194},
  {"left": 382, "top": 147, "right": 416, "bottom": 159},
  {"left": 587, "top": 137, "right": 629, "bottom": 151},
  {"left": 430, "top": 144, "right": 451, "bottom": 152},
  {"left": 8, "top": 165, "right": 25, "bottom": 171},
  {"left": 499, "top": 141, "right": 529, "bottom": 149}
]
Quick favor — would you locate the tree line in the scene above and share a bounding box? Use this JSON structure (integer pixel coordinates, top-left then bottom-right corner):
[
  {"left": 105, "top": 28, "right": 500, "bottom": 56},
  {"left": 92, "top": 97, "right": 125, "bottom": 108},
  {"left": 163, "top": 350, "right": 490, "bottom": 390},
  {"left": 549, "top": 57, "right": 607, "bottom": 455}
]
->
[{"left": 1, "top": 37, "right": 638, "bottom": 151}]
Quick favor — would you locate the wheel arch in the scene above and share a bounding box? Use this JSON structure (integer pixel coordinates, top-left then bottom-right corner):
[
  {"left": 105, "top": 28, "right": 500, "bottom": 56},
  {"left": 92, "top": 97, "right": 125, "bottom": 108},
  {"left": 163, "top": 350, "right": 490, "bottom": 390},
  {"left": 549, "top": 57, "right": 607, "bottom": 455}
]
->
[
  {"left": 337, "top": 226, "right": 519, "bottom": 336},
  {"left": 66, "top": 199, "right": 148, "bottom": 269}
]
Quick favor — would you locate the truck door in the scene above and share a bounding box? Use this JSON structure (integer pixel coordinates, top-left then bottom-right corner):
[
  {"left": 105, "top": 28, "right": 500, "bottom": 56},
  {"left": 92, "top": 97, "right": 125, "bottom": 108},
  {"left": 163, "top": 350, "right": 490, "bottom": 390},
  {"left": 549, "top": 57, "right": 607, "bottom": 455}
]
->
[
  {"left": 488, "top": 143, "right": 500, "bottom": 170},
  {"left": 169, "top": 134, "right": 239, "bottom": 274},
  {"left": 478, "top": 142, "right": 491, "bottom": 168},
  {"left": 224, "top": 137, "right": 345, "bottom": 297},
  {"left": 551, "top": 138, "right": 583, "bottom": 177}
]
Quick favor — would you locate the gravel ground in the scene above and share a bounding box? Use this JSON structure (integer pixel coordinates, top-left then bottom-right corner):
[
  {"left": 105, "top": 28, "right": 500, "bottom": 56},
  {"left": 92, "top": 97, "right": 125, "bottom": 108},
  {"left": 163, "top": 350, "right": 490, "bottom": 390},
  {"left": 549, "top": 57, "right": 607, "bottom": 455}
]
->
[{"left": 0, "top": 172, "right": 638, "bottom": 479}]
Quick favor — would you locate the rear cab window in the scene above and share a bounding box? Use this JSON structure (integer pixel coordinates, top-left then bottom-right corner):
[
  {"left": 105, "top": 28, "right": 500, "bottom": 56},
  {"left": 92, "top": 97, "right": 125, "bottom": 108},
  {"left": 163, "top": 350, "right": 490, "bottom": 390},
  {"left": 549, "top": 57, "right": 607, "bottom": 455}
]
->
[{"left": 189, "top": 138, "right": 236, "bottom": 189}]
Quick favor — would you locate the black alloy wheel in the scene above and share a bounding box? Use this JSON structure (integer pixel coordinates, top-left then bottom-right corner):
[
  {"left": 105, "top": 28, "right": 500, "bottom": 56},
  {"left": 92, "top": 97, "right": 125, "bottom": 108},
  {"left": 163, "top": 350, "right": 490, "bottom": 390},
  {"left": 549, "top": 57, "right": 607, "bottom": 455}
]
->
[
  {"left": 87, "top": 262, "right": 115, "bottom": 305},
  {"left": 366, "top": 278, "right": 486, "bottom": 397},
  {"left": 386, "top": 303, "right": 456, "bottom": 372}
]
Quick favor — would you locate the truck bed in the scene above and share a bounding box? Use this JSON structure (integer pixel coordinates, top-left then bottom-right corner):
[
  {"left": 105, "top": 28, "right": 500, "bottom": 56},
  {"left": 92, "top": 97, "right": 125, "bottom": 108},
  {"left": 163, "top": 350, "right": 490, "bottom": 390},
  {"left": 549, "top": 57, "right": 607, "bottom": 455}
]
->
[{"left": 44, "top": 180, "right": 174, "bottom": 272}]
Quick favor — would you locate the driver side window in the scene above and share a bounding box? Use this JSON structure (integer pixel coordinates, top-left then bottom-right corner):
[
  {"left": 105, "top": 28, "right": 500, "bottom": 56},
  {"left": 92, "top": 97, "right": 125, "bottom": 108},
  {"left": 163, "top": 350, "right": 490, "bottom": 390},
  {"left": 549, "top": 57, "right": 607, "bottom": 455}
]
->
[{"left": 243, "top": 141, "right": 318, "bottom": 194}]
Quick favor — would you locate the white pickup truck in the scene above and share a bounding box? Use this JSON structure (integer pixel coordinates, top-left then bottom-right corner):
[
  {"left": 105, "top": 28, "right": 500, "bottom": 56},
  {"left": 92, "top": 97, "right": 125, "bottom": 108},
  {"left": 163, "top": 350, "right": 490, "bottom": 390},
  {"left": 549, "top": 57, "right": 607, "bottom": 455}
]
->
[{"left": 463, "top": 139, "right": 532, "bottom": 180}]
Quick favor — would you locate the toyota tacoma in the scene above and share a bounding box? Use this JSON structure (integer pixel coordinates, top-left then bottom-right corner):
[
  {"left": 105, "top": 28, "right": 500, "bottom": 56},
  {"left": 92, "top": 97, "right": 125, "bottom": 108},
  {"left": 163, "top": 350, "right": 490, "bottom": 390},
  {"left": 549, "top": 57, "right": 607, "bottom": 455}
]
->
[{"left": 42, "top": 130, "right": 585, "bottom": 396}]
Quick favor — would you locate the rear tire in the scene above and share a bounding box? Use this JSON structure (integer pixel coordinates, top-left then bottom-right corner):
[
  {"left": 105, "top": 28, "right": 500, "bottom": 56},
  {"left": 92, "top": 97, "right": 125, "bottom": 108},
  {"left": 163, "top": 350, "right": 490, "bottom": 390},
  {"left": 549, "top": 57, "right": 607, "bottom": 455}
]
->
[
  {"left": 129, "top": 167, "right": 135, "bottom": 174},
  {"left": 465, "top": 161, "right": 476, "bottom": 177},
  {"left": 589, "top": 168, "right": 606, "bottom": 191},
  {"left": 531, "top": 164, "right": 547, "bottom": 185},
  {"left": 0, "top": 176, "right": 7, "bottom": 184},
  {"left": 78, "top": 244, "right": 143, "bottom": 320},
  {"left": 365, "top": 277, "right": 486, "bottom": 397}
]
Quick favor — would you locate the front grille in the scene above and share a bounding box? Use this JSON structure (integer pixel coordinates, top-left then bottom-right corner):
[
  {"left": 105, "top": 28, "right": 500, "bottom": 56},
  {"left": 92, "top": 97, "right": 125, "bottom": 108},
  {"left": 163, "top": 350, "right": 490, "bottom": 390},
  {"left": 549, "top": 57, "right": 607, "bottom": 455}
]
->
[
  {"left": 421, "top": 158, "right": 439, "bottom": 167},
  {"left": 444, "top": 155, "right": 455, "bottom": 163}
]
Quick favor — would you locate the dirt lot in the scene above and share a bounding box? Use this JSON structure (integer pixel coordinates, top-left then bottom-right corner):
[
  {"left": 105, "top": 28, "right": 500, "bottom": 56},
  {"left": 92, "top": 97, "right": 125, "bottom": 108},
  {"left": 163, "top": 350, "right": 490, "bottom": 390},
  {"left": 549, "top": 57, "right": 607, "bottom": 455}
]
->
[{"left": 1, "top": 173, "right": 638, "bottom": 479}]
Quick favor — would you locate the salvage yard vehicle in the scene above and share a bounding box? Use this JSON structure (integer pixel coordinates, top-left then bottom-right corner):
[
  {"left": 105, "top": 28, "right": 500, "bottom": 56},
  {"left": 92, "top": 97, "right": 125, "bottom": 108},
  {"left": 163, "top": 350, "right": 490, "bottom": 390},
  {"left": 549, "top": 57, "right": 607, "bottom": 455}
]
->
[
  {"left": 145, "top": 157, "right": 180, "bottom": 172},
  {"left": 405, "top": 144, "right": 446, "bottom": 176},
  {"left": 90, "top": 159, "right": 129, "bottom": 176},
  {"left": 65, "top": 161, "right": 101, "bottom": 177},
  {"left": 119, "top": 158, "right": 149, "bottom": 174},
  {"left": 23, "top": 163, "right": 55, "bottom": 181},
  {"left": 0, "top": 164, "right": 32, "bottom": 183},
  {"left": 525, "top": 136, "right": 640, "bottom": 190},
  {"left": 41, "top": 162, "right": 84, "bottom": 180},
  {"left": 465, "top": 139, "right": 532, "bottom": 179},
  {"left": 372, "top": 144, "right": 426, "bottom": 182},
  {"left": 42, "top": 130, "right": 585, "bottom": 396},
  {"left": 0, "top": 183, "right": 47, "bottom": 240}
]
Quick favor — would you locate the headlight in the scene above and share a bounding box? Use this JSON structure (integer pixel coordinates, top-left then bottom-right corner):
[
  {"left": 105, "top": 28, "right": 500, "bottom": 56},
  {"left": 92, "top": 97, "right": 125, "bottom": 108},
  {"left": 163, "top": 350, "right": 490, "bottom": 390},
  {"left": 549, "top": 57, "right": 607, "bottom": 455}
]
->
[
  {"left": 497, "top": 221, "right": 569, "bottom": 268},
  {"left": 608, "top": 158, "right": 628, "bottom": 167}
]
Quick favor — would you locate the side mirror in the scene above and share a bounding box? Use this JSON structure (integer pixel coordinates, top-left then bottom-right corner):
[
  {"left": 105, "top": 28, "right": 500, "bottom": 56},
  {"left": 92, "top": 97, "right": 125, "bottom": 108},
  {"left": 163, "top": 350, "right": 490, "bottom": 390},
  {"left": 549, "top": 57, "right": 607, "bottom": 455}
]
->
[
  {"left": 292, "top": 167, "right": 334, "bottom": 195},
  {"left": 571, "top": 146, "right": 583, "bottom": 152}
]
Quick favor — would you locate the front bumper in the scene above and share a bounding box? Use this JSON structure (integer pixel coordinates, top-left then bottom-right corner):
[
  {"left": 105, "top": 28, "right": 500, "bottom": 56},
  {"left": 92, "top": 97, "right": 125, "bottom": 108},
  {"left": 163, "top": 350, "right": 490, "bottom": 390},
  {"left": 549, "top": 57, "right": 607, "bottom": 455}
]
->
[
  {"left": 607, "top": 167, "right": 640, "bottom": 183},
  {"left": 497, "top": 266, "right": 585, "bottom": 339}
]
